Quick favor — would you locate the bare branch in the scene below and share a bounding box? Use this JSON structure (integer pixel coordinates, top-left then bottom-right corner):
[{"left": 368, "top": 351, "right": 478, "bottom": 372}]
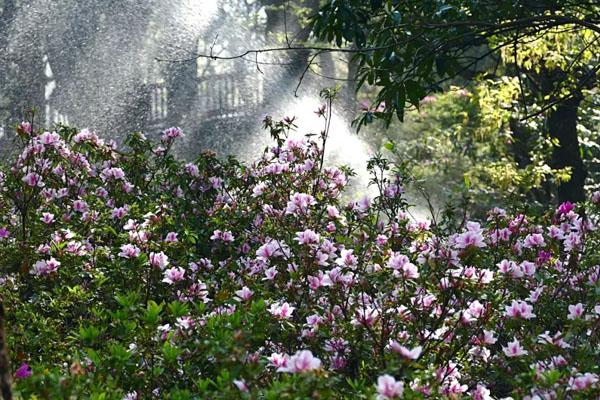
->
[
  {"left": 156, "top": 44, "right": 386, "bottom": 64},
  {"left": 294, "top": 51, "right": 322, "bottom": 97}
]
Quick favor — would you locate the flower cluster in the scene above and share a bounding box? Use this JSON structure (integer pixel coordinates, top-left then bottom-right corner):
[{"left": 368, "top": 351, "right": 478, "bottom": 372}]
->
[{"left": 1, "top": 120, "right": 599, "bottom": 399}]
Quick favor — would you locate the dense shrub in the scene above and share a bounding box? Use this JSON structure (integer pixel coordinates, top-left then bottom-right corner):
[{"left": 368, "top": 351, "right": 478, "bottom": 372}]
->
[{"left": 1, "top": 116, "right": 599, "bottom": 399}]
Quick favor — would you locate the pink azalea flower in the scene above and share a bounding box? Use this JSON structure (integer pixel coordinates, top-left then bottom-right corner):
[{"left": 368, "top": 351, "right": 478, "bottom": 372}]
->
[
  {"left": 209, "top": 176, "right": 223, "bottom": 189},
  {"left": 523, "top": 233, "right": 545, "bottom": 248},
  {"left": 123, "top": 391, "right": 138, "bottom": 400},
  {"left": 567, "top": 303, "right": 584, "bottom": 320},
  {"left": 519, "top": 261, "right": 536, "bottom": 276},
  {"left": 335, "top": 249, "right": 358, "bottom": 269},
  {"left": 306, "top": 314, "right": 322, "bottom": 327},
  {"left": 22, "top": 172, "right": 44, "bottom": 187},
  {"left": 442, "top": 379, "right": 468, "bottom": 396},
  {"left": 294, "top": 229, "right": 320, "bottom": 245},
  {"left": 111, "top": 206, "right": 129, "bottom": 219},
  {"left": 471, "top": 384, "right": 492, "bottom": 400},
  {"left": 38, "top": 131, "right": 60, "bottom": 146},
  {"left": 267, "top": 353, "right": 288, "bottom": 369},
  {"left": 263, "top": 266, "right": 278, "bottom": 280},
  {"left": 40, "top": 212, "right": 55, "bottom": 224},
  {"left": 376, "top": 234, "right": 388, "bottom": 246},
  {"left": 73, "top": 128, "right": 100, "bottom": 143},
  {"left": 210, "top": 229, "right": 235, "bottom": 242},
  {"left": 268, "top": 302, "right": 295, "bottom": 319},
  {"left": 162, "top": 267, "right": 185, "bottom": 284},
  {"left": 184, "top": 163, "right": 200, "bottom": 177},
  {"left": 387, "top": 253, "right": 419, "bottom": 279},
  {"left": 557, "top": 201, "right": 574, "bottom": 215},
  {"left": 376, "top": 375, "right": 404, "bottom": 399},
  {"left": 256, "top": 239, "right": 289, "bottom": 261},
  {"left": 118, "top": 244, "right": 141, "bottom": 259},
  {"left": 351, "top": 306, "right": 379, "bottom": 327},
  {"left": 285, "top": 192, "right": 316, "bottom": 215},
  {"left": 355, "top": 196, "right": 371, "bottom": 213},
  {"left": 234, "top": 286, "right": 253, "bottom": 302},
  {"left": 175, "top": 316, "right": 194, "bottom": 330},
  {"left": 72, "top": 199, "right": 88, "bottom": 213},
  {"left": 315, "top": 251, "right": 329, "bottom": 266},
  {"left": 161, "top": 126, "right": 184, "bottom": 141},
  {"left": 30, "top": 258, "right": 60, "bottom": 276},
  {"left": 307, "top": 271, "right": 332, "bottom": 290},
  {"left": 538, "top": 331, "right": 571, "bottom": 348},
  {"left": 19, "top": 121, "right": 32, "bottom": 135},
  {"left": 96, "top": 187, "right": 109, "bottom": 198},
  {"left": 251, "top": 182, "right": 267, "bottom": 197},
  {"left": 101, "top": 167, "right": 126, "bottom": 181},
  {"left": 164, "top": 232, "right": 178, "bottom": 243},
  {"left": 504, "top": 300, "right": 536, "bottom": 319},
  {"left": 482, "top": 330, "right": 497, "bottom": 345},
  {"left": 547, "top": 225, "right": 564, "bottom": 240},
  {"left": 464, "top": 300, "right": 486, "bottom": 321},
  {"left": 149, "top": 251, "right": 169, "bottom": 269},
  {"left": 389, "top": 341, "right": 422, "bottom": 360},
  {"left": 455, "top": 231, "right": 486, "bottom": 249},
  {"left": 384, "top": 183, "right": 403, "bottom": 198},
  {"left": 278, "top": 350, "right": 321, "bottom": 373},
  {"left": 454, "top": 222, "right": 486, "bottom": 249},
  {"left": 233, "top": 379, "right": 249, "bottom": 392},
  {"left": 326, "top": 205, "right": 340, "bottom": 219},
  {"left": 123, "top": 219, "right": 137, "bottom": 231},
  {"left": 568, "top": 372, "right": 598, "bottom": 391},
  {"left": 563, "top": 232, "right": 582, "bottom": 252},
  {"left": 15, "top": 363, "right": 32, "bottom": 379},
  {"left": 527, "top": 286, "right": 544, "bottom": 303},
  {"left": 502, "top": 338, "right": 528, "bottom": 357}
]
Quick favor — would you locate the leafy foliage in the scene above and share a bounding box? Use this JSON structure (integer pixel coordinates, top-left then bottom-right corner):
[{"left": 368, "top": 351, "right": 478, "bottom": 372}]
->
[
  {"left": 310, "top": 0, "right": 600, "bottom": 125},
  {"left": 366, "top": 86, "right": 564, "bottom": 216}
]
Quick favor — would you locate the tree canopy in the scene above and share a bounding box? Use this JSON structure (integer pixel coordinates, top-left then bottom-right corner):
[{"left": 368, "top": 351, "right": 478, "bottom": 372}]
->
[{"left": 310, "top": 0, "right": 600, "bottom": 123}]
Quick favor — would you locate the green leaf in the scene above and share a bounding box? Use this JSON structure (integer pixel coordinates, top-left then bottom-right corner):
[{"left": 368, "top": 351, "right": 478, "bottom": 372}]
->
[
  {"left": 168, "top": 300, "right": 190, "bottom": 318},
  {"left": 394, "top": 84, "right": 406, "bottom": 121},
  {"left": 79, "top": 324, "right": 101, "bottom": 345},
  {"left": 405, "top": 79, "right": 426, "bottom": 107},
  {"left": 163, "top": 342, "right": 182, "bottom": 364},
  {"left": 464, "top": 174, "right": 472, "bottom": 188},
  {"left": 144, "top": 300, "right": 164, "bottom": 325}
]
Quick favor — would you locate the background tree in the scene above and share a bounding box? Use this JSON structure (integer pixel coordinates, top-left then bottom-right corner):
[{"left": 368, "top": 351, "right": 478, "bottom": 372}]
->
[{"left": 308, "top": 0, "right": 600, "bottom": 203}]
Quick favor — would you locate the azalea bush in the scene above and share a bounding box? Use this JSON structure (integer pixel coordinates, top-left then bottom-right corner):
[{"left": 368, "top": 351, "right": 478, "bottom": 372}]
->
[{"left": 0, "top": 113, "right": 599, "bottom": 399}]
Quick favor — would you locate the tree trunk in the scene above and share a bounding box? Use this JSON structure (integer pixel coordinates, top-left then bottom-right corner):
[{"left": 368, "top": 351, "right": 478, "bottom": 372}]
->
[
  {"left": 0, "top": 303, "right": 12, "bottom": 400},
  {"left": 547, "top": 96, "right": 586, "bottom": 203},
  {"left": 539, "top": 66, "right": 588, "bottom": 204}
]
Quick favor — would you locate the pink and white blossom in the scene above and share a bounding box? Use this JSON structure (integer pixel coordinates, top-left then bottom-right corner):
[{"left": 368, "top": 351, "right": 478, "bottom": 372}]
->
[
  {"left": 278, "top": 350, "right": 321, "bottom": 373},
  {"left": 162, "top": 267, "right": 185, "bottom": 284},
  {"left": 567, "top": 303, "right": 584, "bottom": 320},
  {"left": 376, "top": 375, "right": 404, "bottom": 399},
  {"left": 118, "top": 244, "right": 141, "bottom": 259},
  {"left": 269, "top": 302, "right": 295, "bottom": 319},
  {"left": 502, "top": 338, "right": 528, "bottom": 357}
]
